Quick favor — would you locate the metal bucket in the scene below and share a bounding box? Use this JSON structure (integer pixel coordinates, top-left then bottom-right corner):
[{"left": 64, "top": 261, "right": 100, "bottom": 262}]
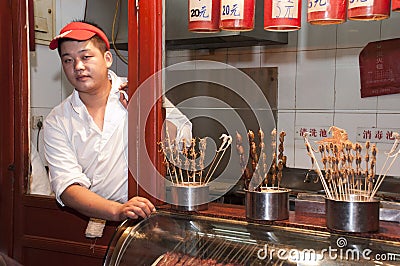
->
[
  {"left": 325, "top": 197, "right": 380, "bottom": 233},
  {"left": 245, "top": 188, "right": 290, "bottom": 221},
  {"left": 171, "top": 182, "right": 209, "bottom": 211}
]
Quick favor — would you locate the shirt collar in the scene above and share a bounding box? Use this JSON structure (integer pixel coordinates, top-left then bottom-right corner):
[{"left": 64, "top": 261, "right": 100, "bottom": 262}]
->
[{"left": 70, "top": 70, "right": 123, "bottom": 114}]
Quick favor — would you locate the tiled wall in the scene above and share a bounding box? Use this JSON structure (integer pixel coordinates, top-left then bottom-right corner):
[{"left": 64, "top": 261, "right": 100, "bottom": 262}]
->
[
  {"left": 30, "top": 3, "right": 400, "bottom": 177},
  {"left": 166, "top": 10, "right": 400, "bottom": 177}
]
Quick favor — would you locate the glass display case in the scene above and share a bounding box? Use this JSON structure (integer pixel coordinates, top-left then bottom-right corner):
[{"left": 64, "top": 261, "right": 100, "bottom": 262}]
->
[{"left": 104, "top": 211, "right": 400, "bottom": 265}]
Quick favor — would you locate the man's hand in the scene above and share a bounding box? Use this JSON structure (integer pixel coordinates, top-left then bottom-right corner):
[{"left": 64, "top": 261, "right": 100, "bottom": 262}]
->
[
  {"left": 117, "top": 196, "right": 156, "bottom": 220},
  {"left": 61, "top": 185, "right": 156, "bottom": 221},
  {"left": 119, "top": 81, "right": 129, "bottom": 109}
]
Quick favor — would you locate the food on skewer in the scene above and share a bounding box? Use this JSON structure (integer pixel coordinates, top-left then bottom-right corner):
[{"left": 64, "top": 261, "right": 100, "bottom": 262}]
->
[
  {"left": 235, "top": 132, "right": 251, "bottom": 188},
  {"left": 235, "top": 128, "right": 287, "bottom": 191},
  {"left": 304, "top": 126, "right": 400, "bottom": 202},
  {"left": 159, "top": 134, "right": 232, "bottom": 187}
]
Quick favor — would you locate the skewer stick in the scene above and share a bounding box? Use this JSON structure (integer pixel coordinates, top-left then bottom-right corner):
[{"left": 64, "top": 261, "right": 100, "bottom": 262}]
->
[
  {"left": 204, "top": 134, "right": 232, "bottom": 184},
  {"left": 182, "top": 139, "right": 190, "bottom": 184},
  {"left": 303, "top": 133, "right": 333, "bottom": 199},
  {"left": 370, "top": 133, "right": 400, "bottom": 200},
  {"left": 198, "top": 137, "right": 207, "bottom": 184},
  {"left": 164, "top": 129, "right": 180, "bottom": 184},
  {"left": 189, "top": 138, "right": 197, "bottom": 183}
]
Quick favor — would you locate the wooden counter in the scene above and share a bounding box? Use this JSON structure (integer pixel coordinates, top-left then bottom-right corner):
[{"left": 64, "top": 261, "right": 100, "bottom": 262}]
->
[{"left": 161, "top": 203, "right": 400, "bottom": 243}]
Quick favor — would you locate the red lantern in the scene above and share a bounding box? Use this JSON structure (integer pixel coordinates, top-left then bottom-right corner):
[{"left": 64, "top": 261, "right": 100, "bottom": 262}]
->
[
  {"left": 308, "top": 0, "right": 347, "bottom": 25},
  {"left": 220, "top": 0, "right": 255, "bottom": 31},
  {"left": 189, "top": 0, "right": 221, "bottom": 32},
  {"left": 348, "top": 0, "right": 390, "bottom": 21},
  {"left": 264, "top": 0, "right": 302, "bottom": 31},
  {"left": 393, "top": 0, "right": 400, "bottom": 12}
]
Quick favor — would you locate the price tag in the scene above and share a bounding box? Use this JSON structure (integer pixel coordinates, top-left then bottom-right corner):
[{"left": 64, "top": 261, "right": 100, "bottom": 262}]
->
[
  {"left": 221, "top": 0, "right": 244, "bottom": 20},
  {"left": 272, "top": 0, "right": 300, "bottom": 19},
  {"left": 189, "top": 0, "right": 212, "bottom": 22},
  {"left": 308, "top": 0, "right": 328, "bottom": 13},
  {"left": 349, "top": 0, "right": 373, "bottom": 9}
]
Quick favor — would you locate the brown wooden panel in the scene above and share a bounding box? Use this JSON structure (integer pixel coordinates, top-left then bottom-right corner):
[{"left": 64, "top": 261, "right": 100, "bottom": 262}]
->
[
  {"left": 23, "top": 247, "right": 103, "bottom": 266},
  {"left": 22, "top": 195, "right": 119, "bottom": 246},
  {"left": 0, "top": 0, "right": 16, "bottom": 256},
  {"left": 23, "top": 235, "right": 107, "bottom": 259}
]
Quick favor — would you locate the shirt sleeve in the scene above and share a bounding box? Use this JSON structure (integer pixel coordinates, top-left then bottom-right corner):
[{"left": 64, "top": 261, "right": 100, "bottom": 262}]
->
[
  {"left": 43, "top": 114, "right": 91, "bottom": 206},
  {"left": 164, "top": 98, "right": 193, "bottom": 148}
]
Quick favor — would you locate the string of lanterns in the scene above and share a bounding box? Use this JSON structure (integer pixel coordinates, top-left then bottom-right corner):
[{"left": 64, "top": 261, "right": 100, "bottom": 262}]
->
[{"left": 188, "top": 0, "right": 398, "bottom": 33}]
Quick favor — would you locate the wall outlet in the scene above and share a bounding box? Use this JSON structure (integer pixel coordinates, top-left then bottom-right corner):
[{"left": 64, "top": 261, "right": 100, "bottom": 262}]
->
[{"left": 32, "top": 115, "right": 44, "bottom": 129}]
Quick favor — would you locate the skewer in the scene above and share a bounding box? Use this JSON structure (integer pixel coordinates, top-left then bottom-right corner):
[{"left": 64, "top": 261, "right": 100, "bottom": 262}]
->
[
  {"left": 303, "top": 132, "right": 333, "bottom": 199},
  {"left": 198, "top": 137, "right": 207, "bottom": 184},
  {"left": 259, "top": 129, "right": 268, "bottom": 188},
  {"left": 204, "top": 134, "right": 232, "bottom": 184},
  {"left": 182, "top": 139, "right": 190, "bottom": 184},
  {"left": 235, "top": 132, "right": 250, "bottom": 189},
  {"left": 303, "top": 127, "right": 400, "bottom": 201},
  {"left": 189, "top": 138, "right": 197, "bottom": 183},
  {"left": 370, "top": 133, "right": 400, "bottom": 200},
  {"left": 164, "top": 130, "right": 180, "bottom": 184}
]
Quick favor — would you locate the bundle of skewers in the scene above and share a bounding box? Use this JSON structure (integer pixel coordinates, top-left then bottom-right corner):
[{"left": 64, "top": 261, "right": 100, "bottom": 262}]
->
[
  {"left": 235, "top": 128, "right": 287, "bottom": 192},
  {"left": 158, "top": 133, "right": 232, "bottom": 186},
  {"left": 303, "top": 126, "right": 400, "bottom": 202}
]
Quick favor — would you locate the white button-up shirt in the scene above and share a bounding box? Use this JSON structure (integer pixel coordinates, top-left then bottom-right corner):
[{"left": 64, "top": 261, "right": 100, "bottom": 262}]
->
[{"left": 44, "top": 70, "right": 128, "bottom": 206}]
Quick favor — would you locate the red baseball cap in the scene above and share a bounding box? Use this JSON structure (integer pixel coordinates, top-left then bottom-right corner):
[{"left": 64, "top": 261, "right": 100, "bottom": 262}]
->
[{"left": 49, "top": 21, "right": 110, "bottom": 50}]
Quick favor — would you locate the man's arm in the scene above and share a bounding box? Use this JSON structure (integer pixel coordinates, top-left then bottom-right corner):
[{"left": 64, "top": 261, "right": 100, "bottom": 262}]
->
[{"left": 61, "top": 184, "right": 156, "bottom": 221}]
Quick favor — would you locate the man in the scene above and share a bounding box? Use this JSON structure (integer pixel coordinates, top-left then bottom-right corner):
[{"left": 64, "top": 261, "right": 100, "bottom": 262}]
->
[{"left": 44, "top": 21, "right": 156, "bottom": 222}]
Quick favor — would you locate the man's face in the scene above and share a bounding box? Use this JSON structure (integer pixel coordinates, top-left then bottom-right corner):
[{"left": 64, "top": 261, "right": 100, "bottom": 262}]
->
[{"left": 59, "top": 39, "right": 112, "bottom": 94}]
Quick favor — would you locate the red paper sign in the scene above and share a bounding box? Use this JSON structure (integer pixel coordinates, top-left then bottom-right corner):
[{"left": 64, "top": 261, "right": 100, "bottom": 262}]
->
[{"left": 359, "top": 38, "right": 400, "bottom": 98}]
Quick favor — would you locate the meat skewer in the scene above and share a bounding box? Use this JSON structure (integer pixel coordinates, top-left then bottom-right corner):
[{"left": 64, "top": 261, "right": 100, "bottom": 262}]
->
[
  {"left": 235, "top": 132, "right": 250, "bottom": 189},
  {"left": 198, "top": 137, "right": 207, "bottom": 184}
]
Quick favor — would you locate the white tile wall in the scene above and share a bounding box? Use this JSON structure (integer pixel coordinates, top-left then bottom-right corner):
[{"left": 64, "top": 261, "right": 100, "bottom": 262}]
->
[
  {"left": 337, "top": 20, "right": 381, "bottom": 49},
  {"left": 335, "top": 48, "right": 377, "bottom": 111},
  {"left": 375, "top": 113, "right": 400, "bottom": 176},
  {"left": 30, "top": 45, "right": 62, "bottom": 108},
  {"left": 261, "top": 51, "right": 297, "bottom": 110},
  {"left": 297, "top": 4, "right": 337, "bottom": 51},
  {"left": 56, "top": 0, "right": 86, "bottom": 32},
  {"left": 381, "top": 12, "right": 400, "bottom": 40},
  {"left": 377, "top": 93, "right": 400, "bottom": 112},
  {"left": 296, "top": 50, "right": 336, "bottom": 110},
  {"left": 277, "top": 111, "right": 295, "bottom": 168}
]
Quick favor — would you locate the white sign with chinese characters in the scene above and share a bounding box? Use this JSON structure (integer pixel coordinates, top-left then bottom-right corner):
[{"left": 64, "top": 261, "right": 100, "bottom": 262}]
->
[
  {"left": 308, "top": 0, "right": 328, "bottom": 13},
  {"left": 295, "top": 126, "right": 399, "bottom": 144},
  {"left": 295, "top": 126, "right": 331, "bottom": 141},
  {"left": 348, "top": 0, "right": 374, "bottom": 9},
  {"left": 189, "top": 0, "right": 212, "bottom": 22},
  {"left": 272, "top": 0, "right": 300, "bottom": 19},
  {"left": 356, "top": 128, "right": 400, "bottom": 143},
  {"left": 221, "top": 0, "right": 244, "bottom": 20}
]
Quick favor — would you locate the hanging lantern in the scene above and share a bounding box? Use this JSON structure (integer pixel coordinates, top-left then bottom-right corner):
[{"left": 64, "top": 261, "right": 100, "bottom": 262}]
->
[
  {"left": 264, "top": 0, "right": 302, "bottom": 31},
  {"left": 308, "top": 0, "right": 347, "bottom": 25},
  {"left": 348, "top": 0, "right": 390, "bottom": 21},
  {"left": 188, "top": 0, "right": 221, "bottom": 32},
  {"left": 393, "top": 0, "right": 400, "bottom": 12},
  {"left": 220, "top": 0, "right": 255, "bottom": 31}
]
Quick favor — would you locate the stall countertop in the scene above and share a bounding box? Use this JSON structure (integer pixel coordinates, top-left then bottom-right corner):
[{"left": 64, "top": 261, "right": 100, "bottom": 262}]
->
[{"left": 159, "top": 203, "right": 400, "bottom": 243}]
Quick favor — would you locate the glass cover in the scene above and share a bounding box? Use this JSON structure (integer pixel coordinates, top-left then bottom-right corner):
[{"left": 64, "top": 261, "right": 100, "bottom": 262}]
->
[{"left": 106, "top": 211, "right": 400, "bottom": 265}]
